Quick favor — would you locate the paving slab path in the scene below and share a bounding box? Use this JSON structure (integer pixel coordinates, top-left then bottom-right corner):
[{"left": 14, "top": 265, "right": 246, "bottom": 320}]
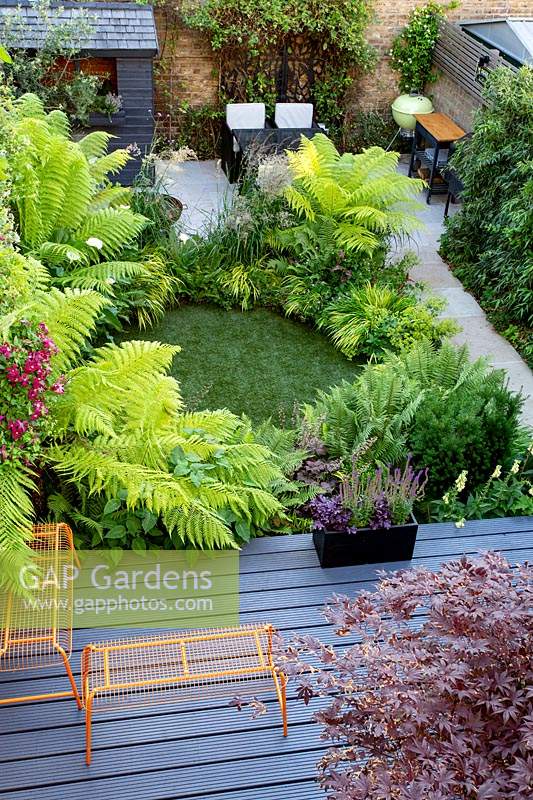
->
[
  {"left": 156, "top": 159, "right": 234, "bottom": 235},
  {"left": 157, "top": 158, "right": 533, "bottom": 428}
]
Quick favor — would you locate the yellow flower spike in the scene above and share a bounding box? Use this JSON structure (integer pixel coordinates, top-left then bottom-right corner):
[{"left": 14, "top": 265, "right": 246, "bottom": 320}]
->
[
  {"left": 491, "top": 465, "right": 502, "bottom": 479},
  {"left": 442, "top": 493, "right": 450, "bottom": 504},
  {"left": 454, "top": 471, "right": 468, "bottom": 492},
  {"left": 510, "top": 460, "right": 520, "bottom": 474}
]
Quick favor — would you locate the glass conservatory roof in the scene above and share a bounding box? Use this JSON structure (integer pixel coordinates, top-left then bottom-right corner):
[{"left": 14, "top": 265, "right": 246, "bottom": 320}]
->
[{"left": 461, "top": 18, "right": 533, "bottom": 66}]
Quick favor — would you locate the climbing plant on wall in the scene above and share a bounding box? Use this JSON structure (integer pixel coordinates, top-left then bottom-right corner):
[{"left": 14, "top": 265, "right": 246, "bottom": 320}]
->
[{"left": 181, "top": 0, "right": 376, "bottom": 131}]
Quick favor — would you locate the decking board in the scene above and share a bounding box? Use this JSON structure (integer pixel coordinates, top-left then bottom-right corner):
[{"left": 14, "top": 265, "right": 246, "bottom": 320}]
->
[{"left": 0, "top": 517, "right": 531, "bottom": 798}]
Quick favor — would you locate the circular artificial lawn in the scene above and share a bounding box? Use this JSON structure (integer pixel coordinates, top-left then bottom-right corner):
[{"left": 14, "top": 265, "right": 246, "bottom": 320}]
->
[{"left": 124, "top": 305, "right": 360, "bottom": 423}]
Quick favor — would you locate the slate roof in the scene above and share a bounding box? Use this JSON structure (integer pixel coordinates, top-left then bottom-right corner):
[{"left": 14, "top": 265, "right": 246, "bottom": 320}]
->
[{"left": 0, "top": 1, "right": 158, "bottom": 55}]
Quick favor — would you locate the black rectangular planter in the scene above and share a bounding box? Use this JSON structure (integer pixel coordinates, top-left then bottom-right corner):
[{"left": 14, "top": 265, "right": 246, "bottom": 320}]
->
[{"left": 313, "top": 515, "right": 418, "bottom": 568}]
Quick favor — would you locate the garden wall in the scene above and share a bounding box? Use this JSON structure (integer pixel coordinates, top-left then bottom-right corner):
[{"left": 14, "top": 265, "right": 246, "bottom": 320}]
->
[{"left": 153, "top": 0, "right": 530, "bottom": 124}]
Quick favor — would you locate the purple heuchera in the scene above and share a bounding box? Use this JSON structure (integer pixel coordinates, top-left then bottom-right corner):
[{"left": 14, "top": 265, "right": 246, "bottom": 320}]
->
[
  {"left": 369, "top": 492, "right": 391, "bottom": 529},
  {"left": 306, "top": 494, "right": 354, "bottom": 533},
  {"left": 279, "top": 553, "right": 533, "bottom": 799}
]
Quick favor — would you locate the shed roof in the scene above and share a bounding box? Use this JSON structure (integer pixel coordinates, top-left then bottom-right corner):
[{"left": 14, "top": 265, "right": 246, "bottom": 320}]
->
[{"left": 0, "top": 1, "right": 158, "bottom": 56}]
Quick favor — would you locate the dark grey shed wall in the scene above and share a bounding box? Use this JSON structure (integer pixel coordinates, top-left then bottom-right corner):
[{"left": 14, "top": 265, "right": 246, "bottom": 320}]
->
[
  {"left": 117, "top": 57, "right": 154, "bottom": 185},
  {"left": 78, "top": 57, "right": 154, "bottom": 186}
]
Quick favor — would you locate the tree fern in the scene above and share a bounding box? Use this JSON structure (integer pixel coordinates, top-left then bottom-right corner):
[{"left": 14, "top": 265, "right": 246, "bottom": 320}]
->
[{"left": 277, "top": 134, "right": 424, "bottom": 256}]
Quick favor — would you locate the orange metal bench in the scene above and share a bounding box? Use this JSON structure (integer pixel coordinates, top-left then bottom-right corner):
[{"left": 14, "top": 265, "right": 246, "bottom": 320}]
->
[
  {"left": 0, "top": 523, "right": 82, "bottom": 709},
  {"left": 82, "top": 623, "right": 288, "bottom": 765}
]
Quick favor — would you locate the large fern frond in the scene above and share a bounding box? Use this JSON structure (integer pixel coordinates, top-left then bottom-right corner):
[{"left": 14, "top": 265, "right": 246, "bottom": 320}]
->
[
  {"left": 77, "top": 131, "right": 115, "bottom": 160},
  {"left": 0, "top": 465, "right": 35, "bottom": 591},
  {"left": 73, "top": 209, "right": 148, "bottom": 260},
  {"left": 38, "top": 242, "right": 89, "bottom": 267},
  {"left": 27, "top": 287, "right": 109, "bottom": 370},
  {"left": 89, "top": 149, "right": 131, "bottom": 182},
  {"left": 55, "top": 150, "right": 93, "bottom": 231},
  {"left": 55, "top": 260, "right": 150, "bottom": 293},
  {"left": 89, "top": 186, "right": 132, "bottom": 212},
  {"left": 164, "top": 505, "right": 238, "bottom": 549}
]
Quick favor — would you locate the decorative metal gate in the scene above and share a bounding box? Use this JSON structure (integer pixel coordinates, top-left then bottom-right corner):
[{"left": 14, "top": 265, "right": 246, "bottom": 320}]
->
[{"left": 221, "top": 34, "right": 324, "bottom": 105}]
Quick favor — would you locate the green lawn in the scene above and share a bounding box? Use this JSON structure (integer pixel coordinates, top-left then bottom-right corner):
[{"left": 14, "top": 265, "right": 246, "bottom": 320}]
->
[{"left": 122, "top": 305, "right": 360, "bottom": 422}]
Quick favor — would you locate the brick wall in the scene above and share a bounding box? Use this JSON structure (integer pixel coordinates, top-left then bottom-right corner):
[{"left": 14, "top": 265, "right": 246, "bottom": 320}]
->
[
  {"left": 353, "top": 0, "right": 527, "bottom": 111},
  {"left": 154, "top": 0, "right": 528, "bottom": 120},
  {"left": 430, "top": 71, "right": 480, "bottom": 132},
  {"left": 154, "top": 10, "right": 218, "bottom": 116}
]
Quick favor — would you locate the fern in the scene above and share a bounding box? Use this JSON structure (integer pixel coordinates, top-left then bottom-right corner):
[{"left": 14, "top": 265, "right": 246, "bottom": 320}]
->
[
  {"left": 55, "top": 150, "right": 93, "bottom": 231},
  {"left": 89, "top": 185, "right": 132, "bottom": 212},
  {"left": 43, "top": 340, "right": 284, "bottom": 549},
  {"left": 77, "top": 130, "right": 115, "bottom": 160},
  {"left": 0, "top": 465, "right": 35, "bottom": 591},
  {"left": 55, "top": 260, "right": 151, "bottom": 293},
  {"left": 277, "top": 134, "right": 425, "bottom": 256},
  {"left": 4, "top": 98, "right": 180, "bottom": 330},
  {"left": 8, "top": 98, "right": 146, "bottom": 263},
  {"left": 89, "top": 149, "right": 131, "bottom": 182},
  {"left": 26, "top": 287, "right": 108, "bottom": 370},
  {"left": 302, "top": 340, "right": 515, "bottom": 471},
  {"left": 39, "top": 242, "right": 89, "bottom": 266},
  {"left": 304, "top": 367, "right": 420, "bottom": 467},
  {"left": 164, "top": 505, "right": 238, "bottom": 550},
  {"left": 73, "top": 209, "right": 148, "bottom": 260}
]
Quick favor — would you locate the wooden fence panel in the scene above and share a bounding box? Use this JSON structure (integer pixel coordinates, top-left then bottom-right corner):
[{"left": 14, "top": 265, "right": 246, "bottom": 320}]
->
[{"left": 434, "top": 20, "right": 517, "bottom": 103}]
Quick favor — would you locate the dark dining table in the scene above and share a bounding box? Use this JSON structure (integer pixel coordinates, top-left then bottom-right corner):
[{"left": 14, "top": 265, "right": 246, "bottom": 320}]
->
[
  {"left": 222, "top": 125, "right": 321, "bottom": 182},
  {"left": 232, "top": 126, "right": 320, "bottom": 158}
]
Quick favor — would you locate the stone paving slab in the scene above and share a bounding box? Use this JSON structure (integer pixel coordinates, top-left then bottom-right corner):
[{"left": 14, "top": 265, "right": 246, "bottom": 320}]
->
[{"left": 155, "top": 158, "right": 234, "bottom": 236}]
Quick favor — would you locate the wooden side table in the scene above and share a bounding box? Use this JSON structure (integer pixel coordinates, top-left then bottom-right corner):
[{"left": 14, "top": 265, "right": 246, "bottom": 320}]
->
[{"left": 408, "top": 112, "right": 465, "bottom": 204}]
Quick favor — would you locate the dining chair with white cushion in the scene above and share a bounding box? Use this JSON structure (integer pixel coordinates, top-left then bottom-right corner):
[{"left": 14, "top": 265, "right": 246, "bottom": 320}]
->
[
  {"left": 222, "top": 103, "right": 267, "bottom": 181},
  {"left": 273, "top": 102, "right": 315, "bottom": 130}
]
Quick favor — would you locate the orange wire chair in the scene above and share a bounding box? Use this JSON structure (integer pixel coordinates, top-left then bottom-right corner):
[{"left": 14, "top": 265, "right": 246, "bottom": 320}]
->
[
  {"left": 0, "top": 523, "right": 82, "bottom": 709},
  {"left": 82, "top": 623, "right": 288, "bottom": 764}
]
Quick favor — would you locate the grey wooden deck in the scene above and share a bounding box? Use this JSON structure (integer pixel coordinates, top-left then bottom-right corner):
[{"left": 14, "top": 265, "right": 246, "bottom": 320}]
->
[{"left": 1, "top": 517, "right": 532, "bottom": 799}]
